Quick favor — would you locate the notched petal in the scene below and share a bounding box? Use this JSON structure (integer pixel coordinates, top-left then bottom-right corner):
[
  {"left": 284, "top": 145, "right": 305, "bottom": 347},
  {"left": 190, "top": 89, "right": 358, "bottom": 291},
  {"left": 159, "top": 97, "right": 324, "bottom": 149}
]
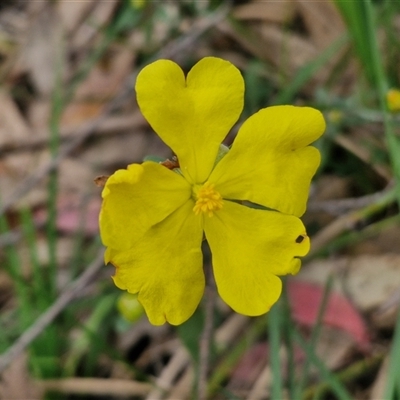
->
[
  {"left": 205, "top": 202, "right": 310, "bottom": 316},
  {"left": 107, "top": 202, "right": 205, "bottom": 326},
  {"left": 136, "top": 57, "right": 244, "bottom": 182},
  {"left": 211, "top": 105, "right": 325, "bottom": 216},
  {"left": 99, "top": 162, "right": 191, "bottom": 251}
]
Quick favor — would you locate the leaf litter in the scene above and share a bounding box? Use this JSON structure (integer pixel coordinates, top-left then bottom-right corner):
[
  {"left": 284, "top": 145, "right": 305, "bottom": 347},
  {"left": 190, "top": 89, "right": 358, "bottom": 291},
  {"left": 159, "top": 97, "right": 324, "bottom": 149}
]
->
[{"left": 0, "top": 1, "right": 399, "bottom": 399}]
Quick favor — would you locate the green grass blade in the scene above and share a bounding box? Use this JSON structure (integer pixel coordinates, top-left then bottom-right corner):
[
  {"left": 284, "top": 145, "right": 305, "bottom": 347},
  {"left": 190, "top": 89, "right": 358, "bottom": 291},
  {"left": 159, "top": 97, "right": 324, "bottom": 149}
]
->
[
  {"left": 46, "top": 50, "right": 64, "bottom": 301},
  {"left": 280, "top": 283, "right": 296, "bottom": 397},
  {"left": 268, "top": 303, "right": 284, "bottom": 399},
  {"left": 0, "top": 207, "right": 31, "bottom": 329},
  {"left": 334, "top": 0, "right": 374, "bottom": 85},
  {"left": 292, "top": 329, "right": 353, "bottom": 400},
  {"left": 20, "top": 208, "right": 51, "bottom": 311},
  {"left": 383, "top": 307, "right": 400, "bottom": 398},
  {"left": 294, "top": 276, "right": 334, "bottom": 399}
]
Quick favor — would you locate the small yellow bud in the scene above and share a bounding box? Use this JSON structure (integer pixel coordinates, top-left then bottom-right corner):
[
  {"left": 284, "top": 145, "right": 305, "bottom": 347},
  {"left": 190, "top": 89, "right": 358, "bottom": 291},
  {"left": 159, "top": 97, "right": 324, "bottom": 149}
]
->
[
  {"left": 327, "top": 110, "right": 343, "bottom": 124},
  {"left": 117, "top": 292, "right": 144, "bottom": 322},
  {"left": 131, "top": 0, "right": 146, "bottom": 9},
  {"left": 387, "top": 89, "right": 400, "bottom": 112}
]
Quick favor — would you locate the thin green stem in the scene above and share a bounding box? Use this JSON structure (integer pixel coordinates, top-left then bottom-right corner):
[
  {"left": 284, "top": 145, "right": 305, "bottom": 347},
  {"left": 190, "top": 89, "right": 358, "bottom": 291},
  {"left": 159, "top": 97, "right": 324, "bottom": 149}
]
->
[
  {"left": 383, "top": 307, "right": 400, "bottom": 398},
  {"left": 47, "top": 44, "right": 64, "bottom": 300},
  {"left": 295, "top": 276, "right": 334, "bottom": 399},
  {"left": 303, "top": 353, "right": 384, "bottom": 400},
  {"left": 197, "top": 265, "right": 215, "bottom": 400},
  {"left": 0, "top": 210, "right": 31, "bottom": 329},
  {"left": 281, "top": 284, "right": 296, "bottom": 397},
  {"left": 20, "top": 208, "right": 48, "bottom": 311},
  {"left": 208, "top": 318, "right": 266, "bottom": 396},
  {"left": 268, "top": 302, "right": 283, "bottom": 400},
  {"left": 292, "top": 329, "right": 353, "bottom": 400}
]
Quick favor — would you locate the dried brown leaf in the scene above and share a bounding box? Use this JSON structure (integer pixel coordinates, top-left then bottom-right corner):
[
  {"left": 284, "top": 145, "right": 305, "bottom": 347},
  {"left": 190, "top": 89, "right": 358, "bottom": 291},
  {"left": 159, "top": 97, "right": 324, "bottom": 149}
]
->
[
  {"left": 57, "top": 0, "right": 97, "bottom": 35},
  {"left": 83, "top": 126, "right": 172, "bottom": 171},
  {"left": 59, "top": 157, "right": 96, "bottom": 195},
  {"left": 82, "top": 131, "right": 149, "bottom": 169},
  {"left": 369, "top": 355, "right": 389, "bottom": 400},
  {"left": 0, "top": 150, "right": 50, "bottom": 209},
  {"left": 315, "top": 326, "right": 355, "bottom": 370},
  {"left": 345, "top": 254, "right": 400, "bottom": 312},
  {"left": 350, "top": 225, "right": 400, "bottom": 256},
  {"left": 60, "top": 102, "right": 106, "bottom": 131},
  {"left": 233, "top": 0, "right": 295, "bottom": 24},
  {"left": 68, "top": 1, "right": 118, "bottom": 52},
  {"left": 217, "top": 20, "right": 275, "bottom": 69},
  {"left": 227, "top": 1, "right": 353, "bottom": 93},
  {"left": 27, "top": 100, "right": 51, "bottom": 140},
  {"left": 313, "top": 175, "right": 352, "bottom": 202},
  {"left": 228, "top": 343, "right": 268, "bottom": 392},
  {"left": 0, "top": 355, "right": 42, "bottom": 400},
  {"left": 298, "top": 255, "right": 400, "bottom": 330},
  {"left": 20, "top": 3, "right": 64, "bottom": 96},
  {"left": 295, "top": 0, "right": 345, "bottom": 49},
  {"left": 0, "top": 90, "right": 32, "bottom": 147},
  {"left": 73, "top": 46, "right": 135, "bottom": 102},
  {"left": 256, "top": 24, "right": 318, "bottom": 76},
  {"left": 60, "top": 44, "right": 135, "bottom": 130}
]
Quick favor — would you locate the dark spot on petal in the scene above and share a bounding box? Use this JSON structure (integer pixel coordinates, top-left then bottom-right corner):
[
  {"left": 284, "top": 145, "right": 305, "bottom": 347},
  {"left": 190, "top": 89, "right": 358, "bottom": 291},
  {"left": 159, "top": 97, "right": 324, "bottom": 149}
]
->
[{"left": 295, "top": 235, "right": 305, "bottom": 244}]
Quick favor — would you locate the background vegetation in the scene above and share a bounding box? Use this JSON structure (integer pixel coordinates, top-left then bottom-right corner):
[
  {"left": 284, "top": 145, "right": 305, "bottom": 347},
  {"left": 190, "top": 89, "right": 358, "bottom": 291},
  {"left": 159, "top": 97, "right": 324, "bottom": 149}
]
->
[{"left": 1, "top": 0, "right": 400, "bottom": 399}]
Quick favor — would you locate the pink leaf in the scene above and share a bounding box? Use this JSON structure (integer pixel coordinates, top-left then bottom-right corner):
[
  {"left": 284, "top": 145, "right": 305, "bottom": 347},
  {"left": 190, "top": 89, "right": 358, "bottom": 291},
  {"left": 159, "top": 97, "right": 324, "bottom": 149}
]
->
[
  {"left": 287, "top": 280, "right": 371, "bottom": 351},
  {"left": 34, "top": 196, "right": 100, "bottom": 236},
  {"left": 230, "top": 343, "right": 268, "bottom": 384}
]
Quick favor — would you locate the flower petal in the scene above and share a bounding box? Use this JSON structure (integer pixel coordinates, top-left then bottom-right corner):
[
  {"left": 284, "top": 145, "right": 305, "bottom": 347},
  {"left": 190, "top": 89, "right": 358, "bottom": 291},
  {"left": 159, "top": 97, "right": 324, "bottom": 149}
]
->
[
  {"left": 136, "top": 57, "right": 244, "bottom": 183},
  {"left": 204, "top": 201, "right": 310, "bottom": 316},
  {"left": 210, "top": 106, "right": 325, "bottom": 216},
  {"left": 107, "top": 201, "right": 205, "bottom": 325},
  {"left": 100, "top": 161, "right": 190, "bottom": 251}
]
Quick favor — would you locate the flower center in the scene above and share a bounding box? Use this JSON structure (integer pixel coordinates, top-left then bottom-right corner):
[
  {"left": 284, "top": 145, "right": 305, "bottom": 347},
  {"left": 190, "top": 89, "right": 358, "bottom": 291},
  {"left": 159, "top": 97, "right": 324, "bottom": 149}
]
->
[{"left": 193, "top": 182, "right": 223, "bottom": 217}]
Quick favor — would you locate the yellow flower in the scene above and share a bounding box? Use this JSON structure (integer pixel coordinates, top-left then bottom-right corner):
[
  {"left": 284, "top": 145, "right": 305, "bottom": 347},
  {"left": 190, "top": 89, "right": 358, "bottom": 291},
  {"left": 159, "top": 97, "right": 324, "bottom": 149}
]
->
[
  {"left": 100, "top": 57, "right": 325, "bottom": 326},
  {"left": 130, "top": 0, "right": 146, "bottom": 9},
  {"left": 387, "top": 88, "right": 400, "bottom": 112}
]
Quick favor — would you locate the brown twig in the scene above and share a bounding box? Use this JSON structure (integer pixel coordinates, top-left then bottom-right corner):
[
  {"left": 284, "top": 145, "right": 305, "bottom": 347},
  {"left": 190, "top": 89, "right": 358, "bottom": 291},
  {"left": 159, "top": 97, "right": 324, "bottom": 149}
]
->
[
  {"left": 334, "top": 134, "right": 392, "bottom": 181},
  {"left": 164, "top": 315, "right": 250, "bottom": 400},
  {"left": 0, "top": 112, "right": 146, "bottom": 156},
  {"left": 145, "top": 347, "right": 191, "bottom": 400},
  {"left": 0, "top": 110, "right": 113, "bottom": 217},
  {"left": 309, "top": 186, "right": 396, "bottom": 256},
  {"left": 308, "top": 181, "right": 395, "bottom": 215},
  {"left": 301, "top": 353, "right": 384, "bottom": 400},
  {"left": 36, "top": 377, "right": 152, "bottom": 397}
]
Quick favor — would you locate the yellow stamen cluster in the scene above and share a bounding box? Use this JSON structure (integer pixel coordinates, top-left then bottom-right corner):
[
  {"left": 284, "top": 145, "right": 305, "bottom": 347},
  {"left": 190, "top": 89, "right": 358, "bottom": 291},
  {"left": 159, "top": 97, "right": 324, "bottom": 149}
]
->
[{"left": 193, "top": 182, "right": 223, "bottom": 217}]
